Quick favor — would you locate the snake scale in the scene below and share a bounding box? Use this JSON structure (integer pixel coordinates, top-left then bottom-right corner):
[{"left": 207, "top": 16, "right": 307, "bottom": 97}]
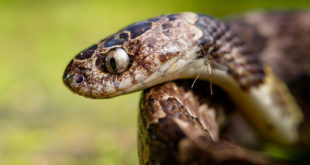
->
[{"left": 63, "top": 11, "right": 309, "bottom": 163}]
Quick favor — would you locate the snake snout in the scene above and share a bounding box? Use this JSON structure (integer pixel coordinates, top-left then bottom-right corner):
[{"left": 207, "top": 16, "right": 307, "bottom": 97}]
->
[{"left": 63, "top": 59, "right": 87, "bottom": 89}]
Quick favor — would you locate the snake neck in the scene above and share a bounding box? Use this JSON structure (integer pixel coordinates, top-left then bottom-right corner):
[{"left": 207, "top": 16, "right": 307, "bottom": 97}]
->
[{"left": 194, "top": 14, "right": 265, "bottom": 89}]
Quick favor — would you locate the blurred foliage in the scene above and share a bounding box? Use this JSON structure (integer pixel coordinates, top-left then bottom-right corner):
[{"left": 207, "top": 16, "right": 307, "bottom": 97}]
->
[{"left": 0, "top": 0, "right": 309, "bottom": 164}]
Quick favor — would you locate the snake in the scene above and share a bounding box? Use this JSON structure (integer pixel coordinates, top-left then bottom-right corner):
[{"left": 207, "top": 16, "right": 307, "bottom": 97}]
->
[{"left": 63, "top": 12, "right": 304, "bottom": 145}]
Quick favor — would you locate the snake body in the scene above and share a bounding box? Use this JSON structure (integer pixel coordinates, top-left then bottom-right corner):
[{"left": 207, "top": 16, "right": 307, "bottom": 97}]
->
[
  {"left": 139, "top": 80, "right": 274, "bottom": 164},
  {"left": 63, "top": 12, "right": 303, "bottom": 144}
]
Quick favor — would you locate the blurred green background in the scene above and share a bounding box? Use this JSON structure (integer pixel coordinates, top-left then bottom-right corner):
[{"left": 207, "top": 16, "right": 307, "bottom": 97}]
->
[{"left": 0, "top": 0, "right": 309, "bottom": 164}]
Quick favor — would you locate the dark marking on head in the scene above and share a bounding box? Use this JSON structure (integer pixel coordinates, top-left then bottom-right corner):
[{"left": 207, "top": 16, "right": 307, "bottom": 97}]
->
[
  {"left": 119, "top": 32, "right": 129, "bottom": 41},
  {"left": 95, "top": 54, "right": 107, "bottom": 72},
  {"left": 103, "top": 36, "right": 121, "bottom": 47},
  {"left": 162, "top": 23, "right": 172, "bottom": 30},
  {"left": 126, "top": 39, "right": 143, "bottom": 55},
  {"left": 126, "top": 22, "right": 152, "bottom": 39},
  {"left": 103, "top": 32, "right": 129, "bottom": 47},
  {"left": 167, "top": 14, "right": 177, "bottom": 21},
  {"left": 76, "top": 44, "right": 97, "bottom": 60}
]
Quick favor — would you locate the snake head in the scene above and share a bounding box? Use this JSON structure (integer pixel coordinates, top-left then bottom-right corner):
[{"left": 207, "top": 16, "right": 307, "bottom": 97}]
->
[{"left": 63, "top": 13, "right": 204, "bottom": 98}]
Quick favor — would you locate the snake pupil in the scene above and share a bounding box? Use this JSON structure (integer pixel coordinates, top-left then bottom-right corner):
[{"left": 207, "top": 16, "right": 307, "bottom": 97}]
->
[{"left": 110, "top": 58, "right": 117, "bottom": 70}]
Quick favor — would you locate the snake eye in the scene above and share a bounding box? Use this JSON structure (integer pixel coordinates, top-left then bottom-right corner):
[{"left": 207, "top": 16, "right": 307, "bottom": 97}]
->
[{"left": 105, "top": 48, "right": 130, "bottom": 74}]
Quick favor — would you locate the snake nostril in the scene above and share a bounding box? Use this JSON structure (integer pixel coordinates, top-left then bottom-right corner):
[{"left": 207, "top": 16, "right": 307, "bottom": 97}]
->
[{"left": 74, "top": 74, "right": 85, "bottom": 84}]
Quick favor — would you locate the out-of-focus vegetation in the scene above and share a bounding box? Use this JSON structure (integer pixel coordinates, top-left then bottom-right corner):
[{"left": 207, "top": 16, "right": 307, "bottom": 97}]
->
[{"left": 0, "top": 0, "right": 309, "bottom": 164}]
